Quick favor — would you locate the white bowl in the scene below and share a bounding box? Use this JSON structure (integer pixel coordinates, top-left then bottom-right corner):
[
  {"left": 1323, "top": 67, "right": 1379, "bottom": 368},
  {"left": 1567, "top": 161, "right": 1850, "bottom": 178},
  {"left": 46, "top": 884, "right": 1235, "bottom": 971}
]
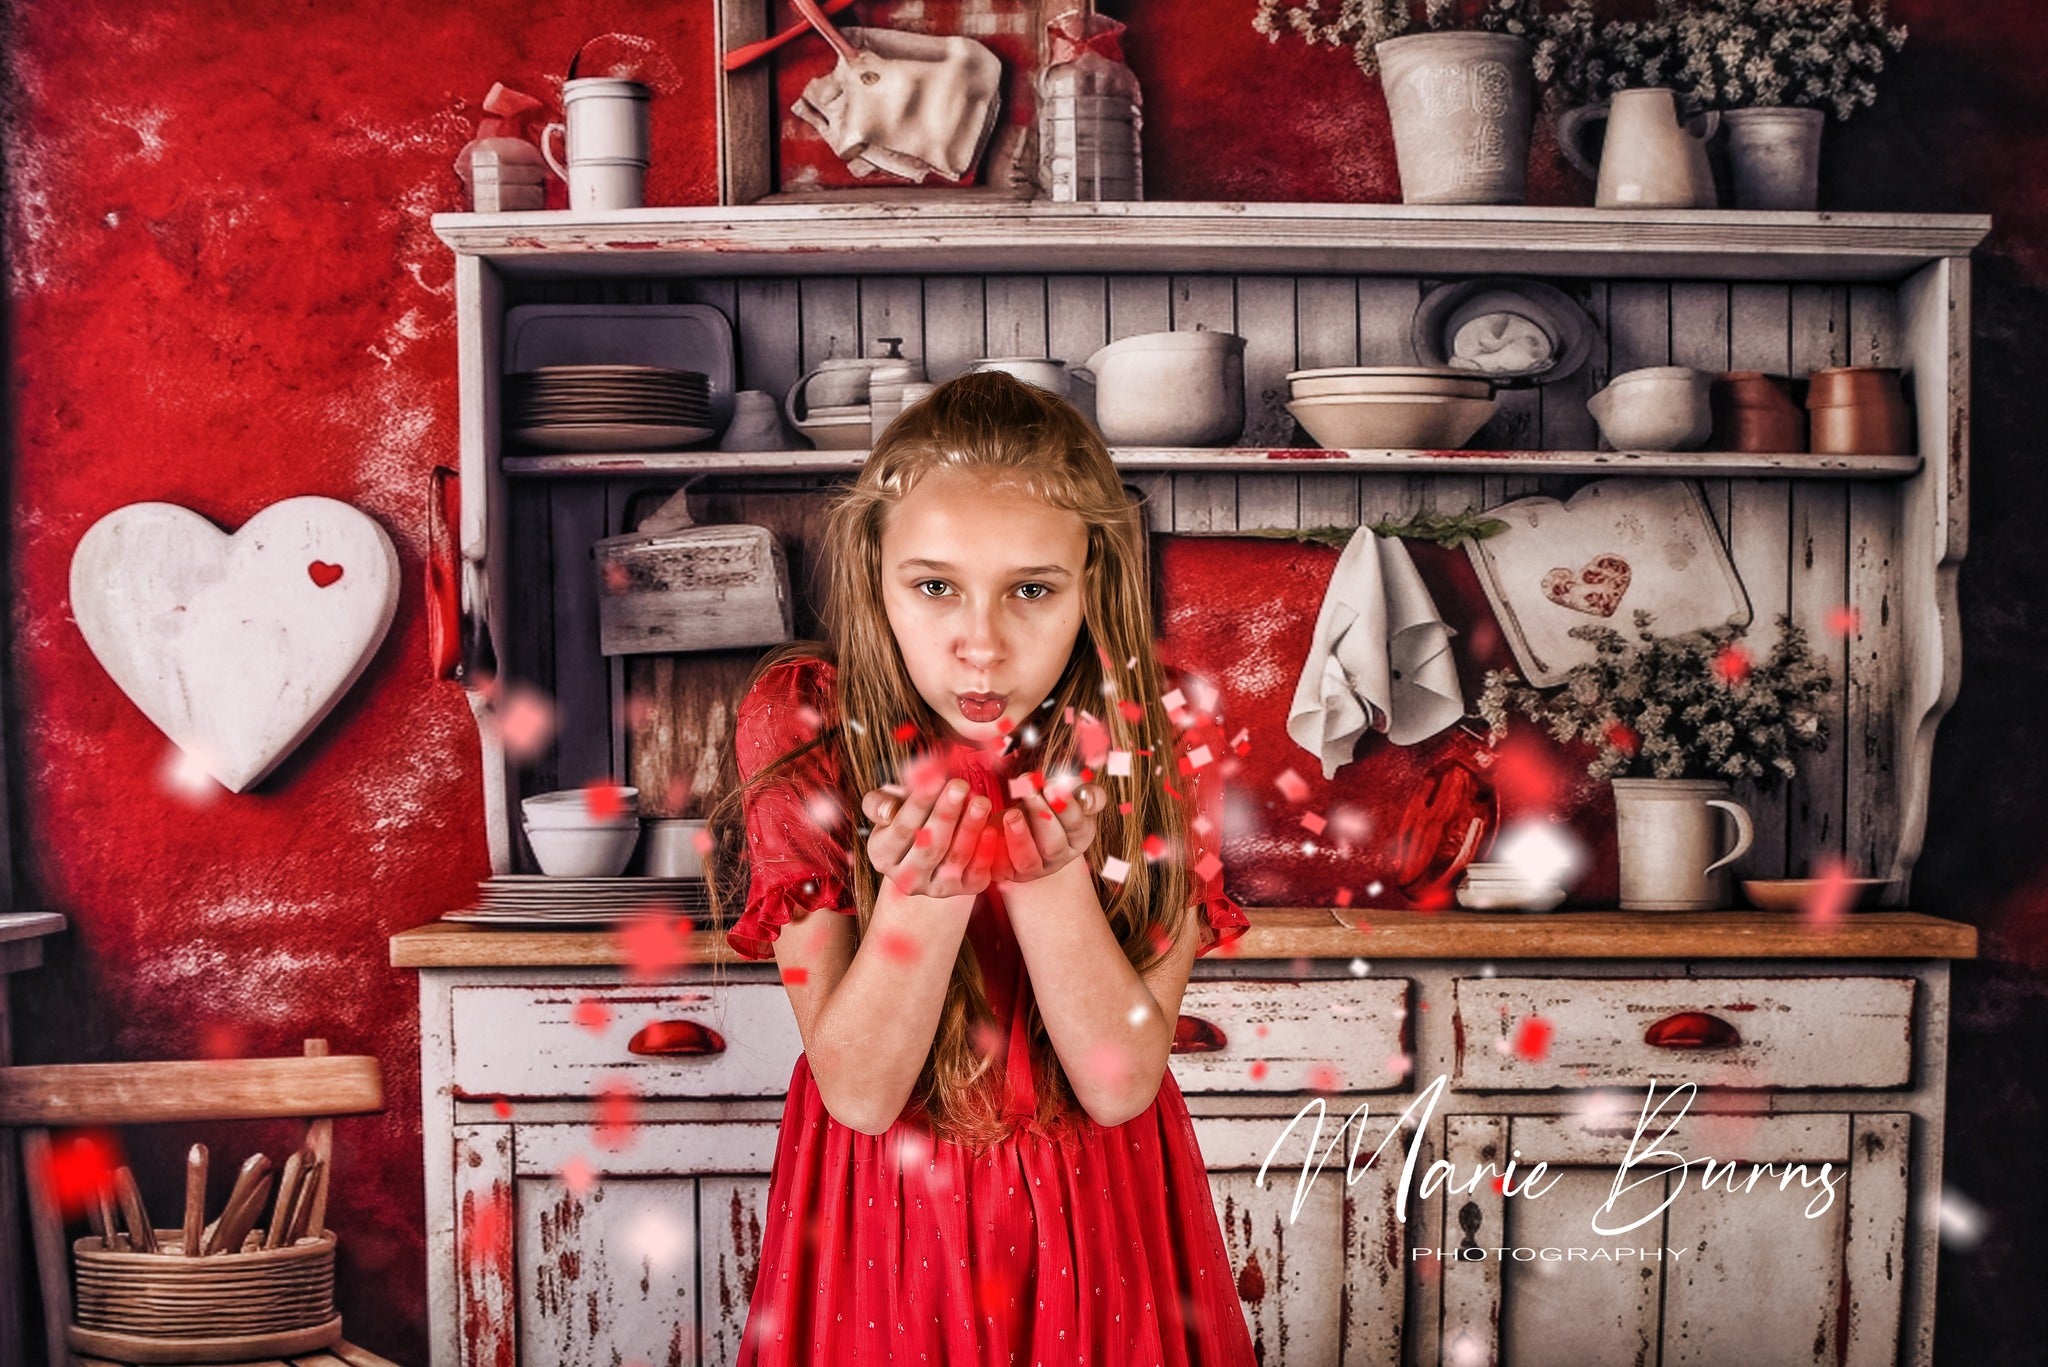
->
[
  {"left": 1287, "top": 394, "right": 1498, "bottom": 450},
  {"left": 523, "top": 787, "right": 639, "bottom": 829},
  {"left": 525, "top": 821, "right": 641, "bottom": 877},
  {"left": 1290, "top": 374, "right": 1494, "bottom": 400},
  {"left": 1587, "top": 366, "right": 1713, "bottom": 451},
  {"left": 644, "top": 819, "right": 710, "bottom": 878},
  {"left": 796, "top": 414, "right": 871, "bottom": 450}
]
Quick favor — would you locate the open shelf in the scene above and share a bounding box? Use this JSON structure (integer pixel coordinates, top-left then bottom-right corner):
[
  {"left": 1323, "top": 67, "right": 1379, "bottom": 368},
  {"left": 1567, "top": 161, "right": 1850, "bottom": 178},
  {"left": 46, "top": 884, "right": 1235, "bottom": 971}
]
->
[
  {"left": 498, "top": 446, "right": 1924, "bottom": 480},
  {"left": 433, "top": 201, "right": 1989, "bottom": 282}
]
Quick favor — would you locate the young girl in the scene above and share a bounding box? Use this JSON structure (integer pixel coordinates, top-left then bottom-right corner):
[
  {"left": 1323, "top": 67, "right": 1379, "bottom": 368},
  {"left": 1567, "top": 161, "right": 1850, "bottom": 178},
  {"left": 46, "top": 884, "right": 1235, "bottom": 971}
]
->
[{"left": 706, "top": 370, "right": 1257, "bottom": 1364}]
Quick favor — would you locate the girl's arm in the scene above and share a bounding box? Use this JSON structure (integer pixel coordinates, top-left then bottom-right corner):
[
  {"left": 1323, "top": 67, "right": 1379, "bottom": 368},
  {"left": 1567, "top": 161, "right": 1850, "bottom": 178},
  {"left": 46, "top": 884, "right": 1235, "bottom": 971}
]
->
[
  {"left": 771, "top": 882, "right": 976, "bottom": 1135},
  {"left": 770, "top": 777, "right": 997, "bottom": 1136},
  {"left": 1002, "top": 856, "right": 1203, "bottom": 1128}
]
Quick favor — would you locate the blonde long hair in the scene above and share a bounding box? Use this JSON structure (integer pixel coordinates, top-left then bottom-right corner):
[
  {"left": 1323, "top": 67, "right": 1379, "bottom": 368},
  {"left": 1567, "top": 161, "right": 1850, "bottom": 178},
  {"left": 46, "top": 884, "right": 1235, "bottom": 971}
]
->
[{"left": 706, "top": 370, "right": 1196, "bottom": 1150}]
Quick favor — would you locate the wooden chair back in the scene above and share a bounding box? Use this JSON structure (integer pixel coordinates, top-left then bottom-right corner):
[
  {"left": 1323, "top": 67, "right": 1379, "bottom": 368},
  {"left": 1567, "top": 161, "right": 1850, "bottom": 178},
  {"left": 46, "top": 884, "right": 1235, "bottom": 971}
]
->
[{"left": 0, "top": 1038, "right": 382, "bottom": 1367}]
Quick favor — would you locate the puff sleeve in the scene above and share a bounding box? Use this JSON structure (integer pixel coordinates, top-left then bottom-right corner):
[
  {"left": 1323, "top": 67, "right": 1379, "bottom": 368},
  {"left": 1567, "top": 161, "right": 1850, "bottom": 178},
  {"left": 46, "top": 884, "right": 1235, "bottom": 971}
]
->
[
  {"left": 727, "top": 656, "right": 858, "bottom": 961},
  {"left": 1170, "top": 673, "right": 1251, "bottom": 959}
]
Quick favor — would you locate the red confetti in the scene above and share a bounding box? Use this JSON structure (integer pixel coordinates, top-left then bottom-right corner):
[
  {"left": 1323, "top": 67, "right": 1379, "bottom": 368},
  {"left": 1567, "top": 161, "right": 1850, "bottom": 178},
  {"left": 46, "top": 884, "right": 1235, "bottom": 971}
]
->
[
  {"left": 47, "top": 1133, "right": 121, "bottom": 1220},
  {"left": 1118, "top": 699, "right": 1144, "bottom": 722},
  {"left": 583, "top": 782, "right": 626, "bottom": 820},
  {"left": 1300, "top": 811, "right": 1327, "bottom": 835},
  {"left": 1492, "top": 1175, "right": 1508, "bottom": 1194},
  {"left": 198, "top": 1023, "right": 249, "bottom": 1059},
  {"left": 1118, "top": 801, "right": 1133, "bottom": 814},
  {"left": 600, "top": 560, "right": 631, "bottom": 593},
  {"left": 1335, "top": 886, "right": 1353, "bottom": 908},
  {"left": 1713, "top": 642, "right": 1753, "bottom": 685},
  {"left": 1248, "top": 1060, "right": 1268, "bottom": 1081},
  {"left": 594, "top": 1078, "right": 638, "bottom": 1152},
  {"left": 876, "top": 928, "right": 920, "bottom": 963},
  {"left": 492, "top": 1097, "right": 514, "bottom": 1120},
  {"left": 1827, "top": 603, "right": 1862, "bottom": 637},
  {"left": 1512, "top": 1016, "right": 1554, "bottom": 1063},
  {"left": 782, "top": 967, "right": 809, "bottom": 986},
  {"left": 572, "top": 998, "right": 610, "bottom": 1033},
  {"left": 1306, "top": 1062, "right": 1344, "bottom": 1092},
  {"left": 560, "top": 1155, "right": 595, "bottom": 1196},
  {"left": 1143, "top": 834, "right": 1167, "bottom": 861},
  {"left": 619, "top": 914, "right": 694, "bottom": 984},
  {"left": 1274, "top": 768, "right": 1309, "bottom": 803},
  {"left": 1803, "top": 854, "right": 1857, "bottom": 927},
  {"left": 462, "top": 1188, "right": 513, "bottom": 1269},
  {"left": 913, "top": 828, "right": 935, "bottom": 848},
  {"left": 1148, "top": 926, "right": 1174, "bottom": 956},
  {"left": 971, "top": 1020, "right": 1006, "bottom": 1059},
  {"left": 1603, "top": 720, "right": 1641, "bottom": 756},
  {"left": 1194, "top": 851, "right": 1223, "bottom": 883},
  {"left": 893, "top": 721, "right": 919, "bottom": 743}
]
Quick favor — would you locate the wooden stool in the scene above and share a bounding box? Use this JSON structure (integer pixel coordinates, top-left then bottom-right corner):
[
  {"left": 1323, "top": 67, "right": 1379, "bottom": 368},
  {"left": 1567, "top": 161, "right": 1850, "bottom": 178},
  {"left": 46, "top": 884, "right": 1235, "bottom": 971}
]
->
[{"left": 0, "top": 1039, "right": 401, "bottom": 1367}]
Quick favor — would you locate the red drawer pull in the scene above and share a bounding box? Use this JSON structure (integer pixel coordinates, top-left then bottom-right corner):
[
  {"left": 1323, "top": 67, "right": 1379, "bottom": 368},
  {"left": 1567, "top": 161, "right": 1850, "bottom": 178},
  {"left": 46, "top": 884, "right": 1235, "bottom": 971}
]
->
[
  {"left": 1644, "top": 1011, "right": 1742, "bottom": 1050},
  {"left": 1171, "top": 1014, "right": 1228, "bottom": 1055},
  {"left": 628, "top": 1020, "right": 727, "bottom": 1057}
]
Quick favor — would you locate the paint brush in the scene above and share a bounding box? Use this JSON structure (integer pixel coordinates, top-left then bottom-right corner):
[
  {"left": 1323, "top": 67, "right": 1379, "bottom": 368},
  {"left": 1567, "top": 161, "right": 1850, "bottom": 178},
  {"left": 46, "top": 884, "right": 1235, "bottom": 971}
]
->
[
  {"left": 182, "top": 1144, "right": 208, "bottom": 1256},
  {"left": 113, "top": 1165, "right": 158, "bottom": 1254},
  {"left": 203, "top": 1151, "right": 271, "bottom": 1255}
]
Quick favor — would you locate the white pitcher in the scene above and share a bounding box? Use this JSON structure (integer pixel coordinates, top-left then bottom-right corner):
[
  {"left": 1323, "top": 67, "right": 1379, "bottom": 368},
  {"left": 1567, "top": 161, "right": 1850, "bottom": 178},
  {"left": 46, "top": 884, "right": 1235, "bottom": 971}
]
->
[
  {"left": 1612, "top": 778, "right": 1754, "bottom": 910},
  {"left": 1557, "top": 88, "right": 1719, "bottom": 209}
]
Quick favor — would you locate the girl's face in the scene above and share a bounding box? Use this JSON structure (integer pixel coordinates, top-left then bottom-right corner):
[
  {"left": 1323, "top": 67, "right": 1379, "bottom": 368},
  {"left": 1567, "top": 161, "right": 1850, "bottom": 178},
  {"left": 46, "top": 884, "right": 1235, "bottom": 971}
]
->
[{"left": 880, "top": 468, "right": 1091, "bottom": 744}]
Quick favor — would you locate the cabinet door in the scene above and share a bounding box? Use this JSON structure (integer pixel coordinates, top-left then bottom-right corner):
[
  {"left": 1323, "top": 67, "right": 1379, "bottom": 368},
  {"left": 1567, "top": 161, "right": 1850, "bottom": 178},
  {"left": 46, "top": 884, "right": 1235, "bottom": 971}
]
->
[
  {"left": 1437, "top": 1110, "right": 1909, "bottom": 1367},
  {"left": 455, "top": 1120, "right": 780, "bottom": 1367},
  {"left": 1194, "top": 1113, "right": 1408, "bottom": 1367}
]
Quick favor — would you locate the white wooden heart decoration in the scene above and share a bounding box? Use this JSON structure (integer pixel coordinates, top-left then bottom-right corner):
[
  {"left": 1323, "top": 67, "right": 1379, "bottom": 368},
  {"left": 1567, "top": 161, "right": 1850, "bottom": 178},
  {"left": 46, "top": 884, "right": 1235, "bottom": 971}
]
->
[{"left": 69, "top": 497, "right": 400, "bottom": 792}]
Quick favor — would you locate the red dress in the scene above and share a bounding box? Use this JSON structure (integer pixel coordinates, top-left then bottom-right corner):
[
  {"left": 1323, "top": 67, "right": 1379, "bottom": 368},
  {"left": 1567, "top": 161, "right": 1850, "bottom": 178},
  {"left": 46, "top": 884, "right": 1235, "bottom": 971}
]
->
[{"left": 728, "top": 654, "right": 1257, "bottom": 1366}]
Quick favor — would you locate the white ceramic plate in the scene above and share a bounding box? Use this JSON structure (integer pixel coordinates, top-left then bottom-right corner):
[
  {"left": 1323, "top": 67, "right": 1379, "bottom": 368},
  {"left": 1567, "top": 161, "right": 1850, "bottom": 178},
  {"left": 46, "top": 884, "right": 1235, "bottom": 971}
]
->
[
  {"left": 505, "top": 306, "right": 737, "bottom": 429},
  {"left": 511, "top": 423, "right": 716, "bottom": 453}
]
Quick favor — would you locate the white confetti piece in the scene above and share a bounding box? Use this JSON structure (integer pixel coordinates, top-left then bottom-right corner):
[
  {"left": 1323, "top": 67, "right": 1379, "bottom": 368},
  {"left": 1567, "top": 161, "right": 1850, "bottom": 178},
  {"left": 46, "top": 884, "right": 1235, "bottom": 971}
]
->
[
  {"left": 1107, "top": 749, "right": 1133, "bottom": 777},
  {"left": 1186, "top": 744, "right": 1213, "bottom": 769},
  {"left": 1162, "top": 688, "right": 1186, "bottom": 711},
  {"left": 1008, "top": 775, "right": 1036, "bottom": 800},
  {"left": 1099, "top": 855, "right": 1131, "bottom": 884}
]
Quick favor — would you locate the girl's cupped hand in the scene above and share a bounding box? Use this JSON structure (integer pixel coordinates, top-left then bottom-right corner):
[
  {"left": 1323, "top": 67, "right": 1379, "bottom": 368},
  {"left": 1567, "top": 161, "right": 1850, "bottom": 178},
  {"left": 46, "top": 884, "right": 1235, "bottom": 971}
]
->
[{"left": 861, "top": 777, "right": 1107, "bottom": 896}]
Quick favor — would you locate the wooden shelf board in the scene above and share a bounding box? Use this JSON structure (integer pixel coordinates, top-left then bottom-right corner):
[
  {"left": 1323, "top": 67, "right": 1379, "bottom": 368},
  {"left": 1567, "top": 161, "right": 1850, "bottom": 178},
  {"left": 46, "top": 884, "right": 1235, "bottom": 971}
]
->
[
  {"left": 433, "top": 202, "right": 1988, "bottom": 282},
  {"left": 500, "top": 447, "right": 1923, "bottom": 480},
  {"left": 391, "top": 907, "right": 1976, "bottom": 969}
]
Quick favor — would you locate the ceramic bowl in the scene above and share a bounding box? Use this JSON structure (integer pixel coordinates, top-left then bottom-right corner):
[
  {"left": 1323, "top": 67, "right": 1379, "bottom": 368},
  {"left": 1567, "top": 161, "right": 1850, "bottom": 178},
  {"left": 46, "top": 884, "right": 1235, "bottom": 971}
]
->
[
  {"left": 525, "top": 820, "right": 641, "bottom": 877},
  {"left": 1586, "top": 366, "right": 1713, "bottom": 451},
  {"left": 1287, "top": 394, "right": 1498, "bottom": 450},
  {"left": 523, "top": 787, "right": 639, "bottom": 829},
  {"left": 796, "top": 413, "right": 872, "bottom": 451},
  {"left": 1288, "top": 367, "right": 1494, "bottom": 400},
  {"left": 1456, "top": 882, "right": 1567, "bottom": 912},
  {"left": 1741, "top": 877, "right": 1894, "bottom": 912},
  {"left": 644, "top": 818, "right": 710, "bottom": 878}
]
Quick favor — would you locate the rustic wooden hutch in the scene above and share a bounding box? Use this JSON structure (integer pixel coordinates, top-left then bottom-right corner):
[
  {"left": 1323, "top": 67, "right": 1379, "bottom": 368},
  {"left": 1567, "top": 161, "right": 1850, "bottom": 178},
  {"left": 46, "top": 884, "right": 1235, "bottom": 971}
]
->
[{"left": 393, "top": 201, "right": 1983, "bottom": 1366}]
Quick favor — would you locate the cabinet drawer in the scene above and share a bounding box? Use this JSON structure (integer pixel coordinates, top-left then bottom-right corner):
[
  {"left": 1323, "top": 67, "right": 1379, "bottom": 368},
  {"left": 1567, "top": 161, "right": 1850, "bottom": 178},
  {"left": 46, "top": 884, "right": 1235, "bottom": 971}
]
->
[
  {"left": 449, "top": 983, "right": 804, "bottom": 1100},
  {"left": 1452, "top": 975, "right": 1915, "bottom": 1090},
  {"left": 1171, "top": 978, "right": 1411, "bottom": 1093}
]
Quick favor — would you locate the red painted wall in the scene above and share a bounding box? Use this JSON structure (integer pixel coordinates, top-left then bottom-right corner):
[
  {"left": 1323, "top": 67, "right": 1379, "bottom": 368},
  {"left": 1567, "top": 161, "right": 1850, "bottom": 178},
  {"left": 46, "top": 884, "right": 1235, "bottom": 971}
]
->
[{"left": 6, "top": 3, "right": 2044, "bottom": 1363}]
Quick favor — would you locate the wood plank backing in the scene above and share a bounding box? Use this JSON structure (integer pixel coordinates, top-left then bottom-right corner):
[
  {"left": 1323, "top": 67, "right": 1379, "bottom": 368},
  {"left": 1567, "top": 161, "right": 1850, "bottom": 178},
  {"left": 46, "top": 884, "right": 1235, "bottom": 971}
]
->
[
  {"left": 1787, "top": 284, "right": 1851, "bottom": 875},
  {"left": 0, "top": 1057, "right": 382, "bottom": 1126}
]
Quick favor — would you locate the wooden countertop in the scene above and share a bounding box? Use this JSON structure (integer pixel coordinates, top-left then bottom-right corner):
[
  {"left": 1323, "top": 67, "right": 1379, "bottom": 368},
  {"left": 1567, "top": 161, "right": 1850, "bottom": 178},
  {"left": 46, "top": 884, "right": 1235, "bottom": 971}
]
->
[{"left": 391, "top": 907, "right": 1976, "bottom": 969}]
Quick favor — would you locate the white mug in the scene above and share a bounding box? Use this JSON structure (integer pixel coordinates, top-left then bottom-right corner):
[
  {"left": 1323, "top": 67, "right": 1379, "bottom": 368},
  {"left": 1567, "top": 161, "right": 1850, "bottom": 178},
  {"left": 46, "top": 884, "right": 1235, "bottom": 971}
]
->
[{"left": 543, "top": 78, "right": 651, "bottom": 210}]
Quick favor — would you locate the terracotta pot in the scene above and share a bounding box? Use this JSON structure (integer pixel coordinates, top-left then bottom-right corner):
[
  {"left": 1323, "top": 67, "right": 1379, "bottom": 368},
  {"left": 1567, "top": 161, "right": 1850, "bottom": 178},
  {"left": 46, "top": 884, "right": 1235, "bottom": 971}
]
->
[
  {"left": 1374, "top": 33, "right": 1533, "bottom": 205},
  {"left": 1709, "top": 371, "right": 1805, "bottom": 452},
  {"left": 1724, "top": 107, "right": 1824, "bottom": 210},
  {"left": 1805, "top": 366, "right": 1913, "bottom": 455}
]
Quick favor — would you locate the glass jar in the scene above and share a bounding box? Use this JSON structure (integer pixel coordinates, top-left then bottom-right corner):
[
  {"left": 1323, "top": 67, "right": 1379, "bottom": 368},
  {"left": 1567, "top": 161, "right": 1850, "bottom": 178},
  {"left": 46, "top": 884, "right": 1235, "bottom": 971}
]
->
[{"left": 1037, "top": 10, "right": 1143, "bottom": 202}]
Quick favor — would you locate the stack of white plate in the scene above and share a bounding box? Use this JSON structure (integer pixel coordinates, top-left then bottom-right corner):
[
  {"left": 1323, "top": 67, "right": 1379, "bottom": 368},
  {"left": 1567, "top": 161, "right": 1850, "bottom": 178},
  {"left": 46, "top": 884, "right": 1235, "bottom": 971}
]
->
[
  {"left": 507, "top": 365, "right": 715, "bottom": 452},
  {"left": 1455, "top": 860, "right": 1567, "bottom": 912},
  {"left": 442, "top": 875, "right": 712, "bottom": 927},
  {"left": 1285, "top": 366, "right": 1498, "bottom": 449},
  {"left": 795, "top": 403, "right": 873, "bottom": 450}
]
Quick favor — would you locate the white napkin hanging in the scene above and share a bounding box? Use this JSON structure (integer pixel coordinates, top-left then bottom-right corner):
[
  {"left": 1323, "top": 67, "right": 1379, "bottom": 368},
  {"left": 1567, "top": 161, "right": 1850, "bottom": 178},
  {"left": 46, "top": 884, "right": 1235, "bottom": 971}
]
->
[
  {"left": 1287, "top": 527, "right": 1465, "bottom": 779},
  {"left": 791, "top": 27, "right": 1003, "bottom": 183}
]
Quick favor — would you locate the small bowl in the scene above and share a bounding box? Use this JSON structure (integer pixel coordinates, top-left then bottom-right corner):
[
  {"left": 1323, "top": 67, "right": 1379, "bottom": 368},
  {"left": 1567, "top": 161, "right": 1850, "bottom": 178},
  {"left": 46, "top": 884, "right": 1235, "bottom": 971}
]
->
[
  {"left": 1289, "top": 373, "right": 1494, "bottom": 400},
  {"left": 644, "top": 818, "right": 710, "bottom": 878},
  {"left": 1286, "top": 394, "right": 1498, "bottom": 450},
  {"left": 1587, "top": 366, "right": 1713, "bottom": 451},
  {"left": 1741, "top": 877, "right": 1894, "bottom": 912},
  {"left": 796, "top": 414, "right": 872, "bottom": 451},
  {"left": 526, "top": 821, "right": 641, "bottom": 877},
  {"left": 523, "top": 787, "right": 639, "bottom": 829}
]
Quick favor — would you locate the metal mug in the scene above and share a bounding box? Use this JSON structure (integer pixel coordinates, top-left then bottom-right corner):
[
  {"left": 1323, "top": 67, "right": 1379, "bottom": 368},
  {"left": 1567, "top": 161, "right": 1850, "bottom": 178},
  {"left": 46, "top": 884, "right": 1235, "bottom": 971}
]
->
[{"left": 542, "top": 78, "right": 651, "bottom": 210}]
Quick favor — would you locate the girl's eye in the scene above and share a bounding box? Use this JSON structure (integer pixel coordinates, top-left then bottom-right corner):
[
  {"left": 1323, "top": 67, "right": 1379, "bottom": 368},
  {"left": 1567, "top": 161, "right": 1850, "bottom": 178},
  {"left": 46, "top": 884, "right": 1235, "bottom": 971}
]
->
[
  {"left": 917, "top": 579, "right": 949, "bottom": 598},
  {"left": 1017, "top": 583, "right": 1051, "bottom": 602},
  {"left": 914, "top": 580, "right": 1054, "bottom": 602}
]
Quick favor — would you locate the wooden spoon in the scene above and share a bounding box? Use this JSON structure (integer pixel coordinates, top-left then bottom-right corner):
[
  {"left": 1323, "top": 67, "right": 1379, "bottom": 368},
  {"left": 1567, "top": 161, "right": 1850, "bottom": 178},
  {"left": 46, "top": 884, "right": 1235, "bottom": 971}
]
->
[
  {"left": 182, "top": 1144, "right": 208, "bottom": 1256},
  {"left": 113, "top": 1165, "right": 159, "bottom": 1254},
  {"left": 203, "top": 1152, "right": 272, "bottom": 1255}
]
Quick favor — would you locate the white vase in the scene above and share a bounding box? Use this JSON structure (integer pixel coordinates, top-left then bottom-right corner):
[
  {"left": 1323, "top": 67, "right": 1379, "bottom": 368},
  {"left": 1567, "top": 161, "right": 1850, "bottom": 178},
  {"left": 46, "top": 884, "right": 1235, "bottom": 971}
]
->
[
  {"left": 1611, "top": 778, "right": 1754, "bottom": 910},
  {"left": 1374, "top": 32, "right": 1533, "bottom": 205},
  {"left": 1724, "top": 106, "right": 1824, "bottom": 210}
]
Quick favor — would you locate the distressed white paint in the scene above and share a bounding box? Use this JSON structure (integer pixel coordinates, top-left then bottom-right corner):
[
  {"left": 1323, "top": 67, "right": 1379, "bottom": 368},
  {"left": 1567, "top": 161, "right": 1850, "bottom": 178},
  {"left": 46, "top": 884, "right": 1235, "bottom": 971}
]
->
[{"left": 68, "top": 497, "right": 399, "bottom": 792}]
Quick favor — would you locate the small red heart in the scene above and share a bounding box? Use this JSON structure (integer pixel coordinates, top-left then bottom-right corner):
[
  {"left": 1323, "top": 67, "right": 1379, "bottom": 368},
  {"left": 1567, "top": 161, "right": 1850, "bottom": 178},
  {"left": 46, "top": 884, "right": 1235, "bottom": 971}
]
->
[{"left": 308, "top": 561, "right": 344, "bottom": 587}]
